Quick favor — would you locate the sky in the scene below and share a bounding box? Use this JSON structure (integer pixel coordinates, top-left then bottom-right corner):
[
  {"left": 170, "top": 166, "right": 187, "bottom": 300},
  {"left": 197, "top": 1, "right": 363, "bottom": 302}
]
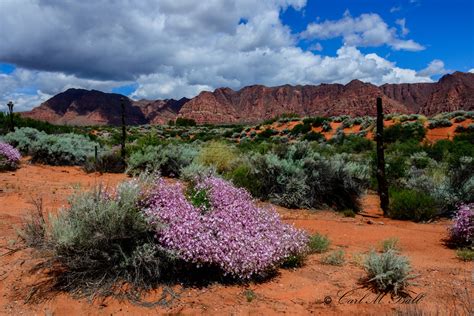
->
[{"left": 0, "top": 0, "right": 473, "bottom": 112}]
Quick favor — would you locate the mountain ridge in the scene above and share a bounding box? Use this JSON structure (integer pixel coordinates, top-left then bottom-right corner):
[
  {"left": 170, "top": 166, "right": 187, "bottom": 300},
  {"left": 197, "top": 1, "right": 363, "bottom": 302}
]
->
[{"left": 21, "top": 72, "right": 474, "bottom": 125}]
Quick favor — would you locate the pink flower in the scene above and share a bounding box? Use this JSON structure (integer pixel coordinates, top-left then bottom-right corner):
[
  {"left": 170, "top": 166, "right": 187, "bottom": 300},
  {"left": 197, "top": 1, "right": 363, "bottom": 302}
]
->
[
  {"left": 144, "top": 176, "right": 309, "bottom": 279},
  {"left": 450, "top": 203, "right": 473, "bottom": 246},
  {"left": 0, "top": 142, "right": 21, "bottom": 170}
]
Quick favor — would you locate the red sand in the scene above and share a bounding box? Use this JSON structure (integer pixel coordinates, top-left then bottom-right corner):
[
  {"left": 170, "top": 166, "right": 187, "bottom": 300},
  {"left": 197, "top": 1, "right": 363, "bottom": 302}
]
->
[
  {"left": 0, "top": 163, "right": 472, "bottom": 315},
  {"left": 262, "top": 118, "right": 472, "bottom": 142}
]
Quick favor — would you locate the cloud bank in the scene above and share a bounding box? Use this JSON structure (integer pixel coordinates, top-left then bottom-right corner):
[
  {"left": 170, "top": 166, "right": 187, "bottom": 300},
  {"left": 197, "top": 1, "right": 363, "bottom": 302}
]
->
[{"left": 0, "top": 0, "right": 441, "bottom": 111}]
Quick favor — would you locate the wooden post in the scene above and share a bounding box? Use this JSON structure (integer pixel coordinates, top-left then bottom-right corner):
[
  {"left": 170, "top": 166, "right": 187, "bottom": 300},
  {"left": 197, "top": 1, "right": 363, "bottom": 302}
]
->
[
  {"left": 120, "top": 97, "right": 126, "bottom": 160},
  {"left": 7, "top": 101, "right": 14, "bottom": 132},
  {"left": 376, "top": 97, "right": 389, "bottom": 215}
]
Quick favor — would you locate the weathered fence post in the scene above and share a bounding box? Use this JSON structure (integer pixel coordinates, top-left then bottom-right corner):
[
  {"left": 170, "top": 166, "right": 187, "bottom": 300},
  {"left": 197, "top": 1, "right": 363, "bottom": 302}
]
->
[
  {"left": 376, "top": 97, "right": 389, "bottom": 215},
  {"left": 7, "top": 101, "right": 14, "bottom": 132},
  {"left": 120, "top": 97, "right": 126, "bottom": 161}
]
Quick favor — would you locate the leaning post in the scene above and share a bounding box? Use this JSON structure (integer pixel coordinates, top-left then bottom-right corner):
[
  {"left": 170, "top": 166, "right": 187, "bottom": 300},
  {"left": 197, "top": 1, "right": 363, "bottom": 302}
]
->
[
  {"left": 376, "top": 97, "right": 389, "bottom": 215},
  {"left": 7, "top": 101, "right": 14, "bottom": 132},
  {"left": 120, "top": 97, "right": 126, "bottom": 161}
]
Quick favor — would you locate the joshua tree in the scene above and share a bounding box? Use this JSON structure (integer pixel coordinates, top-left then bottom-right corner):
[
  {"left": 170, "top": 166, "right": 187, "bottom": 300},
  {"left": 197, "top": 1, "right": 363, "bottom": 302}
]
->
[
  {"left": 376, "top": 97, "right": 389, "bottom": 215},
  {"left": 120, "top": 97, "right": 126, "bottom": 160},
  {"left": 7, "top": 101, "right": 14, "bottom": 132}
]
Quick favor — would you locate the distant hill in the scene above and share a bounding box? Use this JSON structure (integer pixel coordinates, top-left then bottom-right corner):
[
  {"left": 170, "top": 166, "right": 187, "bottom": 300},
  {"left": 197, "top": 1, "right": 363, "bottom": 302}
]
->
[{"left": 22, "top": 71, "right": 474, "bottom": 125}]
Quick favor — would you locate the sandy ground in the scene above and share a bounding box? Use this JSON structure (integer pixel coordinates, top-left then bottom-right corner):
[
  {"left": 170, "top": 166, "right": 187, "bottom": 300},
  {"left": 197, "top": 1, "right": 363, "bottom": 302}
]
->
[
  {"left": 0, "top": 163, "right": 472, "bottom": 315},
  {"left": 248, "top": 118, "right": 473, "bottom": 142}
]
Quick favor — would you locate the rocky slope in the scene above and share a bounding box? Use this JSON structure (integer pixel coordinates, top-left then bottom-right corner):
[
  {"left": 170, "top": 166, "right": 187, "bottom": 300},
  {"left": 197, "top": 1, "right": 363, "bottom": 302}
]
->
[
  {"left": 133, "top": 97, "right": 189, "bottom": 124},
  {"left": 21, "top": 72, "right": 474, "bottom": 125},
  {"left": 22, "top": 89, "right": 147, "bottom": 126}
]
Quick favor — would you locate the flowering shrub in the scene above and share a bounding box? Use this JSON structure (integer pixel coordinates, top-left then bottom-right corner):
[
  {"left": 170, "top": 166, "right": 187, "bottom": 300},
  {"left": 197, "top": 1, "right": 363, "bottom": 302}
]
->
[
  {"left": 144, "top": 176, "right": 309, "bottom": 279},
  {"left": 3, "top": 127, "right": 99, "bottom": 166},
  {"left": 449, "top": 204, "right": 474, "bottom": 247},
  {"left": 0, "top": 142, "right": 21, "bottom": 171}
]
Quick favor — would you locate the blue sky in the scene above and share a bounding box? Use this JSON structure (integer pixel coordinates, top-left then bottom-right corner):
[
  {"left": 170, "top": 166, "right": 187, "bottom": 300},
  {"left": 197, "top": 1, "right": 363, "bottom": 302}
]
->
[
  {"left": 0, "top": 0, "right": 473, "bottom": 111},
  {"left": 281, "top": 0, "right": 474, "bottom": 74}
]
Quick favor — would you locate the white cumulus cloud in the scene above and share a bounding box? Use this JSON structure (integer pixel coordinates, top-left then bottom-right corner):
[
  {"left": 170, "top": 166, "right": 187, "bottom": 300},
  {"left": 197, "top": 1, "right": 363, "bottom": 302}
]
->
[
  {"left": 418, "top": 59, "right": 448, "bottom": 77},
  {"left": 301, "top": 11, "right": 424, "bottom": 51},
  {"left": 0, "top": 0, "right": 436, "bottom": 111}
]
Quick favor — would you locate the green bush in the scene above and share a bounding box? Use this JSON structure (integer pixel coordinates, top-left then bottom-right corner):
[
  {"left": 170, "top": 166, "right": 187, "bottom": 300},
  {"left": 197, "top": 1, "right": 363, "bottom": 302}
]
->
[
  {"left": 127, "top": 143, "right": 198, "bottom": 177},
  {"left": 126, "top": 145, "right": 160, "bottom": 175},
  {"left": 382, "top": 122, "right": 426, "bottom": 143},
  {"left": 454, "top": 128, "right": 474, "bottom": 143},
  {"left": 134, "top": 131, "right": 163, "bottom": 148},
  {"left": 83, "top": 150, "right": 126, "bottom": 173},
  {"left": 34, "top": 135, "right": 97, "bottom": 165},
  {"left": 428, "top": 118, "right": 453, "bottom": 129},
  {"left": 225, "top": 161, "right": 260, "bottom": 193},
  {"left": 197, "top": 141, "right": 239, "bottom": 173},
  {"left": 322, "top": 249, "right": 345, "bottom": 266},
  {"left": 303, "top": 131, "right": 324, "bottom": 142},
  {"left": 246, "top": 148, "right": 368, "bottom": 211},
  {"left": 308, "top": 233, "right": 330, "bottom": 253},
  {"left": 175, "top": 117, "right": 197, "bottom": 126},
  {"left": 342, "top": 209, "right": 356, "bottom": 217},
  {"left": 322, "top": 121, "right": 332, "bottom": 132},
  {"left": 389, "top": 188, "right": 438, "bottom": 221},
  {"left": 385, "top": 155, "right": 409, "bottom": 184},
  {"left": 409, "top": 151, "right": 431, "bottom": 169},
  {"left": 3, "top": 127, "right": 99, "bottom": 165},
  {"left": 387, "top": 139, "right": 424, "bottom": 157},
  {"left": 2, "top": 127, "right": 46, "bottom": 154},
  {"left": 20, "top": 179, "right": 175, "bottom": 297},
  {"left": 302, "top": 117, "right": 328, "bottom": 127},
  {"left": 364, "top": 250, "right": 415, "bottom": 294},
  {"left": 381, "top": 238, "right": 400, "bottom": 253},
  {"left": 342, "top": 119, "right": 353, "bottom": 129},
  {"left": 180, "top": 161, "right": 216, "bottom": 181},
  {"left": 335, "top": 135, "right": 374, "bottom": 153},
  {"left": 256, "top": 128, "right": 278, "bottom": 140},
  {"left": 360, "top": 117, "right": 374, "bottom": 130},
  {"left": 448, "top": 156, "right": 474, "bottom": 206},
  {"left": 290, "top": 123, "right": 311, "bottom": 136},
  {"left": 456, "top": 248, "right": 474, "bottom": 261}
]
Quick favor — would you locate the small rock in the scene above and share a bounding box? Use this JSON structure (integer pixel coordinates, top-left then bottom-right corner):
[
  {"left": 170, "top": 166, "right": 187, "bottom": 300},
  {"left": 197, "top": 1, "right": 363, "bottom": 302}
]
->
[{"left": 366, "top": 220, "right": 374, "bottom": 224}]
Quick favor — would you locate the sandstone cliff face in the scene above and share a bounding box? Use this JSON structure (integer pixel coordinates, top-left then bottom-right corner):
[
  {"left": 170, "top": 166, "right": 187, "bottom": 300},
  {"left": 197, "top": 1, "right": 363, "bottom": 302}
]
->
[
  {"left": 22, "top": 72, "right": 474, "bottom": 125},
  {"left": 381, "top": 72, "right": 474, "bottom": 114},
  {"left": 178, "top": 80, "right": 409, "bottom": 124},
  {"left": 421, "top": 72, "right": 474, "bottom": 115},
  {"left": 179, "top": 72, "right": 474, "bottom": 124}
]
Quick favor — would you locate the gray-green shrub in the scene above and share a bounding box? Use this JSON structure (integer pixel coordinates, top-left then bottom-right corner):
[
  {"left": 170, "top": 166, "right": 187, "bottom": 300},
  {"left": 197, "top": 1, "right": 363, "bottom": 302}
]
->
[
  {"left": 364, "top": 250, "right": 415, "bottom": 294},
  {"left": 308, "top": 233, "right": 330, "bottom": 253},
  {"left": 127, "top": 143, "right": 198, "bottom": 177},
  {"left": 428, "top": 118, "right": 453, "bottom": 129},
  {"left": 197, "top": 141, "right": 239, "bottom": 173},
  {"left": 322, "top": 249, "right": 345, "bottom": 266},
  {"left": 245, "top": 143, "right": 369, "bottom": 210},
  {"left": 21, "top": 178, "right": 175, "bottom": 296},
  {"left": 3, "top": 127, "right": 99, "bottom": 165},
  {"left": 389, "top": 188, "right": 438, "bottom": 221}
]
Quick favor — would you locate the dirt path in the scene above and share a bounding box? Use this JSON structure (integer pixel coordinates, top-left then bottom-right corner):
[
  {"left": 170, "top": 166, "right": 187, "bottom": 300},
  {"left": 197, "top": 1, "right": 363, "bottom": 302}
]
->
[{"left": 0, "top": 164, "right": 472, "bottom": 315}]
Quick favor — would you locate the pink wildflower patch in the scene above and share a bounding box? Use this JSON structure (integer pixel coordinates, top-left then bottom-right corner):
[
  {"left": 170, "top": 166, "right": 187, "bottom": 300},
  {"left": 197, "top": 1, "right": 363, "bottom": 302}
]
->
[
  {"left": 450, "top": 203, "right": 473, "bottom": 246},
  {"left": 144, "top": 176, "right": 309, "bottom": 279},
  {"left": 0, "top": 142, "right": 21, "bottom": 170}
]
